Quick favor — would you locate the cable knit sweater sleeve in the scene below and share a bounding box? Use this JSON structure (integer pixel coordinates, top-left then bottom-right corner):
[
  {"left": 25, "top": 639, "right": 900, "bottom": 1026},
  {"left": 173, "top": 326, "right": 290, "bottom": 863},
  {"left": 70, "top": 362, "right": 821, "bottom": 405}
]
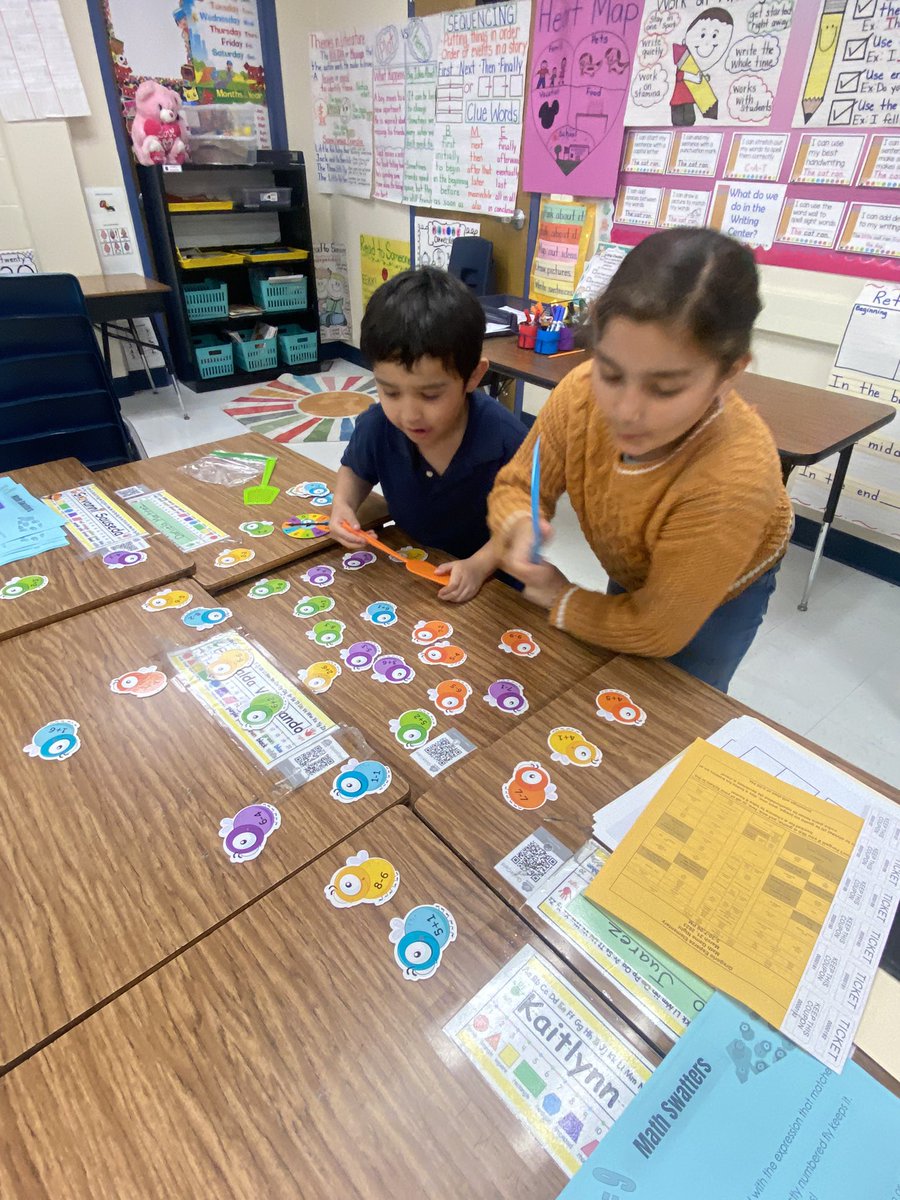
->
[
  {"left": 552, "top": 482, "right": 777, "bottom": 656},
  {"left": 487, "top": 371, "right": 575, "bottom": 539}
]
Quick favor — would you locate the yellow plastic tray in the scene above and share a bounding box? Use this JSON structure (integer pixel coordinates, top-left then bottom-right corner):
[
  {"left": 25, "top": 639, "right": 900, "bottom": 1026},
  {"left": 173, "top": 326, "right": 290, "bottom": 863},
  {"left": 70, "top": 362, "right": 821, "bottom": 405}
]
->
[
  {"left": 241, "top": 247, "right": 309, "bottom": 263},
  {"left": 177, "top": 247, "right": 244, "bottom": 269},
  {"left": 168, "top": 200, "right": 234, "bottom": 212}
]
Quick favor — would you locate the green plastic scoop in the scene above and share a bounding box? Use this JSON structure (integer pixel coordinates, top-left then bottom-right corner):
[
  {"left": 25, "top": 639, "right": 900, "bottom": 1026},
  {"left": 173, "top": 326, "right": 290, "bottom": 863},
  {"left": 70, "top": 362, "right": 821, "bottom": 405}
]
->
[{"left": 243, "top": 456, "right": 279, "bottom": 505}]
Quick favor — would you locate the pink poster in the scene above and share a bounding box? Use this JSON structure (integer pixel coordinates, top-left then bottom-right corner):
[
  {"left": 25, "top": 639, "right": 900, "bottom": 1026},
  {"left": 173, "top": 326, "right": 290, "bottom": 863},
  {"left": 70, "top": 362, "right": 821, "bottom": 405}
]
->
[{"left": 522, "top": 1, "right": 644, "bottom": 198}]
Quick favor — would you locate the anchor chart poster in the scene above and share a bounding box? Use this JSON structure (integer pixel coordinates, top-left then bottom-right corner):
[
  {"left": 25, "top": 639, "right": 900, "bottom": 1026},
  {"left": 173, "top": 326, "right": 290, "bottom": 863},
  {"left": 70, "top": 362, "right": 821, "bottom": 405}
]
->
[
  {"left": 625, "top": 0, "right": 796, "bottom": 129},
  {"left": 523, "top": 0, "right": 643, "bottom": 197}
]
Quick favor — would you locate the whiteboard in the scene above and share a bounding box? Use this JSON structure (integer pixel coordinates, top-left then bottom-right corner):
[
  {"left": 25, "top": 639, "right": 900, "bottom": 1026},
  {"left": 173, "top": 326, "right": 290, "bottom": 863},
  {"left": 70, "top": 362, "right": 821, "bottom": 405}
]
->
[{"left": 106, "top": 0, "right": 186, "bottom": 81}]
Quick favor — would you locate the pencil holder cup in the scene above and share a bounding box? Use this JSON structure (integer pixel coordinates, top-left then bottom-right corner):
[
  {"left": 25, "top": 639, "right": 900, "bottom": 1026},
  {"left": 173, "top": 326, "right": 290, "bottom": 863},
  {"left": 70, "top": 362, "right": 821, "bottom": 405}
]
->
[
  {"left": 557, "top": 326, "right": 575, "bottom": 352},
  {"left": 535, "top": 328, "right": 560, "bottom": 355},
  {"left": 517, "top": 323, "right": 537, "bottom": 350}
]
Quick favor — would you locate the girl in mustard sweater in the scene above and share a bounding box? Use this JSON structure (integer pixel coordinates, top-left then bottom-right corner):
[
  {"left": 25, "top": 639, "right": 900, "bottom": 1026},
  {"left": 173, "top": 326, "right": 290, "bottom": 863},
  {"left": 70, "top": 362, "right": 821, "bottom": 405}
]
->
[{"left": 490, "top": 228, "right": 793, "bottom": 692}]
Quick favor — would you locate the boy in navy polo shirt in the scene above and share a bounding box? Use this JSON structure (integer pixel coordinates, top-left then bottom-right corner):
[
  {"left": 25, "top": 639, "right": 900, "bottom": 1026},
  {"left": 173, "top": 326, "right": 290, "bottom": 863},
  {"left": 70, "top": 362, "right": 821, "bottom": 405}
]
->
[{"left": 330, "top": 267, "right": 525, "bottom": 602}]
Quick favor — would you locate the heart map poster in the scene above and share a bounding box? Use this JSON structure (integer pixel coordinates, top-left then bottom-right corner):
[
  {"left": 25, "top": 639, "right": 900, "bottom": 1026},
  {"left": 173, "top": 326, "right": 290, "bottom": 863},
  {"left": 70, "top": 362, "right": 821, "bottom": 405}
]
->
[{"left": 522, "top": 1, "right": 642, "bottom": 197}]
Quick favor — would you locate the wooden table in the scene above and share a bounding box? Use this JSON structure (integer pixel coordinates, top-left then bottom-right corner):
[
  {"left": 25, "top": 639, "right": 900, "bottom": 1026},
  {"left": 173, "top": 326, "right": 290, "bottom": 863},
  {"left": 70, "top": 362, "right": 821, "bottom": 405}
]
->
[
  {"left": 0, "top": 806, "right": 659, "bottom": 1198},
  {"left": 78, "top": 274, "right": 170, "bottom": 324},
  {"left": 223, "top": 526, "right": 611, "bottom": 799},
  {"left": 0, "top": 458, "right": 191, "bottom": 642},
  {"left": 0, "top": 583, "right": 406, "bottom": 1069},
  {"left": 486, "top": 338, "right": 895, "bottom": 610},
  {"left": 488, "top": 336, "right": 583, "bottom": 391},
  {"left": 94, "top": 433, "right": 388, "bottom": 594},
  {"left": 78, "top": 273, "right": 189, "bottom": 418},
  {"left": 415, "top": 655, "right": 900, "bottom": 1092}
]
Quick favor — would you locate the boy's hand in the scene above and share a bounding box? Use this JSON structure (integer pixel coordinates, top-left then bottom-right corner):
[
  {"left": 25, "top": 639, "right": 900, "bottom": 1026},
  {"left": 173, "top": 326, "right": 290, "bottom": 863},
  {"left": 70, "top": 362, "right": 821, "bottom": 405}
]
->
[
  {"left": 329, "top": 501, "right": 368, "bottom": 548},
  {"left": 434, "top": 556, "right": 491, "bottom": 604}
]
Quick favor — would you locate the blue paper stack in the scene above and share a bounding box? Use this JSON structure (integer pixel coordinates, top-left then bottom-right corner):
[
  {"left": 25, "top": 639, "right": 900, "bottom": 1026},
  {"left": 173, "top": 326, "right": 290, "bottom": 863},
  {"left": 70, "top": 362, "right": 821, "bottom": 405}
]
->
[{"left": 0, "top": 477, "right": 68, "bottom": 567}]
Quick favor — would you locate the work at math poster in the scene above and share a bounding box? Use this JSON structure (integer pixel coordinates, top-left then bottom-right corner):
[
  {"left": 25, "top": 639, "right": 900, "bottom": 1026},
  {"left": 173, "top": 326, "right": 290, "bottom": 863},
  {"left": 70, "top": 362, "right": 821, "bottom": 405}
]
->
[{"left": 625, "top": 0, "right": 795, "bottom": 129}]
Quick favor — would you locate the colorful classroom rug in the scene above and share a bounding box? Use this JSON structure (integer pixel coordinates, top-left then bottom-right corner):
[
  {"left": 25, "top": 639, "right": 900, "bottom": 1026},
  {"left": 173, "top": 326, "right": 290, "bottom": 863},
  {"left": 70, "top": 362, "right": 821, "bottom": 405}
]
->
[{"left": 223, "top": 371, "right": 378, "bottom": 445}]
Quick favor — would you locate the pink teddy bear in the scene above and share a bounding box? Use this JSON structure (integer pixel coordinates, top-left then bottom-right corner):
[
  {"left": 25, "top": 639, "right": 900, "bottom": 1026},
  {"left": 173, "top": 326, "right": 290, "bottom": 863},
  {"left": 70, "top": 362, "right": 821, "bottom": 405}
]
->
[{"left": 131, "top": 79, "right": 189, "bottom": 166}]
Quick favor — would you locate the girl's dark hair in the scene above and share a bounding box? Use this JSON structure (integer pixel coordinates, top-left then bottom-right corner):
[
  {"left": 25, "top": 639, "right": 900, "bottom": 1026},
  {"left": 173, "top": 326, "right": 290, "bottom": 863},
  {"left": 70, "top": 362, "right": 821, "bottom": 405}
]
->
[
  {"left": 360, "top": 265, "right": 485, "bottom": 381},
  {"left": 590, "top": 228, "right": 761, "bottom": 370}
]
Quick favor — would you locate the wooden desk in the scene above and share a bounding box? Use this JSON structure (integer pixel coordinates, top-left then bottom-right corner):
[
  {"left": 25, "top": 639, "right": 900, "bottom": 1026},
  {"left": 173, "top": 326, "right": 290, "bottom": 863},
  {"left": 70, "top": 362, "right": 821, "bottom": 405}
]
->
[
  {"left": 78, "top": 273, "right": 188, "bottom": 419},
  {"left": 415, "top": 655, "right": 900, "bottom": 1093},
  {"left": 78, "top": 274, "right": 170, "bottom": 324},
  {"left": 94, "top": 433, "right": 388, "bottom": 595},
  {"left": 0, "top": 807, "right": 658, "bottom": 1197},
  {"left": 0, "top": 585, "right": 406, "bottom": 1068},
  {"left": 0, "top": 458, "right": 190, "bottom": 642},
  {"left": 223, "top": 526, "right": 610, "bottom": 799},
  {"left": 486, "top": 338, "right": 894, "bottom": 611},
  {"left": 488, "top": 337, "right": 584, "bottom": 390}
]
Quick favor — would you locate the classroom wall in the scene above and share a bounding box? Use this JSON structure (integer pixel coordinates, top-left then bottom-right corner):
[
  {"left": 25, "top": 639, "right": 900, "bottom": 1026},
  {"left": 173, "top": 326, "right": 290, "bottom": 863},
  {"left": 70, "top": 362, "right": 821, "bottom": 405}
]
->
[
  {"left": 276, "top": 6, "right": 863, "bottom": 399},
  {"left": 0, "top": 0, "right": 883, "bottom": 554},
  {"left": 63, "top": 0, "right": 133, "bottom": 199},
  {"left": 0, "top": 124, "right": 31, "bottom": 252},
  {"left": 0, "top": 0, "right": 125, "bottom": 275},
  {"left": 0, "top": 118, "right": 101, "bottom": 276},
  {"left": 276, "top": 0, "right": 410, "bottom": 337}
]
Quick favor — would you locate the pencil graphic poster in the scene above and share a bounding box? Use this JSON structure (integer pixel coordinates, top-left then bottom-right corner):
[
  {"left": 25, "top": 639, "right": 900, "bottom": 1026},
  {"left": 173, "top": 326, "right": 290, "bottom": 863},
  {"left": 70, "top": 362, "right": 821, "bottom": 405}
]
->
[
  {"left": 625, "top": 1, "right": 796, "bottom": 129},
  {"left": 793, "top": 0, "right": 900, "bottom": 129}
]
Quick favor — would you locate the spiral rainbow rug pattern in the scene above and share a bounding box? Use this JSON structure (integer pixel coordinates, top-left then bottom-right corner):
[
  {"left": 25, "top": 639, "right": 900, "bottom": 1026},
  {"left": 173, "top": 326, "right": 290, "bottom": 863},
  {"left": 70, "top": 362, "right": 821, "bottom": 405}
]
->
[{"left": 224, "top": 372, "right": 378, "bottom": 445}]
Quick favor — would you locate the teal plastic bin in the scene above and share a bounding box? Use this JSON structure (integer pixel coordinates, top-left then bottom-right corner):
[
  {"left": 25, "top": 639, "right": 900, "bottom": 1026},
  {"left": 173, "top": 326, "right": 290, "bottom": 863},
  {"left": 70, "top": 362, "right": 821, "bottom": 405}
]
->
[
  {"left": 183, "top": 278, "right": 228, "bottom": 322},
  {"left": 278, "top": 324, "right": 317, "bottom": 366},
  {"left": 234, "top": 330, "right": 279, "bottom": 372},
  {"left": 251, "top": 274, "right": 307, "bottom": 313},
  {"left": 192, "top": 333, "right": 234, "bottom": 379}
]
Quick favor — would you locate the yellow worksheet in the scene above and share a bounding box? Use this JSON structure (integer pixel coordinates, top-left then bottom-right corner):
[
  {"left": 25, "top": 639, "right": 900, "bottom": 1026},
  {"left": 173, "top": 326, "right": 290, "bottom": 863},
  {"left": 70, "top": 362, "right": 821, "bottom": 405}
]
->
[{"left": 585, "top": 740, "right": 863, "bottom": 1028}]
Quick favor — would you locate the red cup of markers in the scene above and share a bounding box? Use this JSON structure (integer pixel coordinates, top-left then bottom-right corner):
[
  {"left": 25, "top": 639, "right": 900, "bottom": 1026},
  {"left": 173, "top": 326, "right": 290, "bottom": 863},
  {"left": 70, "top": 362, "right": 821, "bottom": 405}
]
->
[{"left": 517, "top": 322, "right": 538, "bottom": 350}]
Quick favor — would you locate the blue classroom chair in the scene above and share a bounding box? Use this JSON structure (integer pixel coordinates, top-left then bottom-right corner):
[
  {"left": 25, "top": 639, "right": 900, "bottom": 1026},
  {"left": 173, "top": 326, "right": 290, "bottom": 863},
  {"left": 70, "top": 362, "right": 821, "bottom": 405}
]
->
[{"left": 0, "top": 275, "right": 137, "bottom": 471}]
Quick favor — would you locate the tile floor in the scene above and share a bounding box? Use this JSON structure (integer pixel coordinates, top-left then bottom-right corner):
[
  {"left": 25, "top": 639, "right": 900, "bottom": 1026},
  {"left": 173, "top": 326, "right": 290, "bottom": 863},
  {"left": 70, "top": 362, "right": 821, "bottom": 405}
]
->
[{"left": 121, "top": 367, "right": 900, "bottom": 789}]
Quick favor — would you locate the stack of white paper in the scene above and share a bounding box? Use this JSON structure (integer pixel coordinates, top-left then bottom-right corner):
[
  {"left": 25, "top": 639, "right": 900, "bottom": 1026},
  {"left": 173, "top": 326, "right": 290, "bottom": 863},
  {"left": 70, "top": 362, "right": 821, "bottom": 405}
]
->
[{"left": 593, "top": 716, "right": 900, "bottom": 1071}]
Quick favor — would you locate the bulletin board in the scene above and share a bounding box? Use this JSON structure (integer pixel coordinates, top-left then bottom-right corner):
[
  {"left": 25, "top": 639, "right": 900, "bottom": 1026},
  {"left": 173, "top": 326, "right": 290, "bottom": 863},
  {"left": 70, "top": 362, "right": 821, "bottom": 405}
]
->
[
  {"left": 102, "top": 0, "right": 270, "bottom": 145},
  {"left": 608, "top": 2, "right": 900, "bottom": 282},
  {"left": 308, "top": 2, "right": 532, "bottom": 223},
  {"left": 411, "top": 0, "right": 534, "bottom": 295}
]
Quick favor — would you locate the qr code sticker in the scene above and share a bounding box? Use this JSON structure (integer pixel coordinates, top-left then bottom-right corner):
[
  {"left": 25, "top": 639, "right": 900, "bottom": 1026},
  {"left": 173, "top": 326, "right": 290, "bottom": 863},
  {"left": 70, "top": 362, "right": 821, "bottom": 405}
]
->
[
  {"left": 511, "top": 841, "right": 558, "bottom": 885},
  {"left": 283, "top": 735, "right": 348, "bottom": 785},
  {"left": 411, "top": 729, "right": 476, "bottom": 776},
  {"left": 495, "top": 830, "right": 568, "bottom": 897}
]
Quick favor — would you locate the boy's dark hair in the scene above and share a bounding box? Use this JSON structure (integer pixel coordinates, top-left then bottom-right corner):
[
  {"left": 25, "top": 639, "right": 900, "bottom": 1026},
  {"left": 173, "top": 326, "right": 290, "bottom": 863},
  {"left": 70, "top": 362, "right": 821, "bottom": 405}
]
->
[
  {"left": 687, "top": 7, "right": 734, "bottom": 32},
  {"left": 590, "top": 228, "right": 761, "bottom": 370},
  {"left": 360, "top": 266, "right": 486, "bottom": 382}
]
